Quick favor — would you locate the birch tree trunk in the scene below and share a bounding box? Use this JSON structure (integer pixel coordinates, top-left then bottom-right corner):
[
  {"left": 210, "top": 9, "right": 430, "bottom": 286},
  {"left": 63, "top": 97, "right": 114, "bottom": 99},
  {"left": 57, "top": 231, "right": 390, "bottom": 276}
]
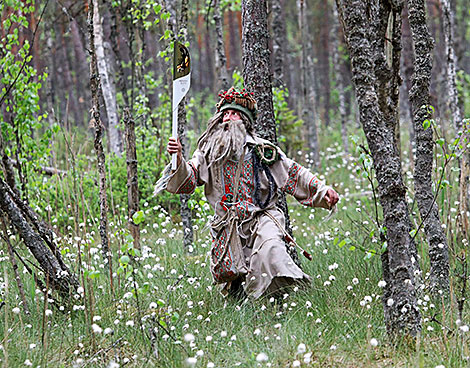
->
[
  {"left": 93, "top": 1, "right": 122, "bottom": 157},
  {"left": 88, "top": 0, "right": 112, "bottom": 271},
  {"left": 298, "top": 0, "right": 320, "bottom": 167},
  {"left": 336, "top": 0, "right": 421, "bottom": 338},
  {"left": 441, "top": 0, "right": 463, "bottom": 129},
  {"left": 408, "top": 0, "right": 450, "bottom": 295},
  {"left": 441, "top": 0, "right": 469, "bottom": 241},
  {"left": 213, "top": 0, "right": 230, "bottom": 92}
]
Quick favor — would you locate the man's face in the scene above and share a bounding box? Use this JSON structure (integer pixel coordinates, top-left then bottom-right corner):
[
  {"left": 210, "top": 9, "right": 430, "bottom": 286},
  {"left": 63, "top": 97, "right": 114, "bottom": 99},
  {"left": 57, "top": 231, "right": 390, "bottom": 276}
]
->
[{"left": 222, "top": 109, "right": 241, "bottom": 122}]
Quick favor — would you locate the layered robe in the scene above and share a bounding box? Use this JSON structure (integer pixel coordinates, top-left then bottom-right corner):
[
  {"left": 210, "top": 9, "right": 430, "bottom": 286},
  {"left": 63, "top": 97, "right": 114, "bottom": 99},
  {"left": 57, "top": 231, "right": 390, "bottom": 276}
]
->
[{"left": 165, "top": 135, "right": 332, "bottom": 298}]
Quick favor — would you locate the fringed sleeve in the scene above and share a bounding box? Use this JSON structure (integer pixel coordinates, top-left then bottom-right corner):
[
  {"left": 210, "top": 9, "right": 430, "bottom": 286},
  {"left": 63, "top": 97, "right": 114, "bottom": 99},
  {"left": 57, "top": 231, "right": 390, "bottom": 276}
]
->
[
  {"left": 277, "top": 153, "right": 331, "bottom": 209},
  {"left": 166, "top": 150, "right": 208, "bottom": 195}
]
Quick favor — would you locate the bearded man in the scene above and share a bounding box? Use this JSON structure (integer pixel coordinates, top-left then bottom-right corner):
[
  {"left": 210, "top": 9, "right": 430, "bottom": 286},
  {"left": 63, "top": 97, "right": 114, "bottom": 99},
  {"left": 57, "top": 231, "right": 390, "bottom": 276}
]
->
[{"left": 157, "top": 87, "right": 339, "bottom": 299}]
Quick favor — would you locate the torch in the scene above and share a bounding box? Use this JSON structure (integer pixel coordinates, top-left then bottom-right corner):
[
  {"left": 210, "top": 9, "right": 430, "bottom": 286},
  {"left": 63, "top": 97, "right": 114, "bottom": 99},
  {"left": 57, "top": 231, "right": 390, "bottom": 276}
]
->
[{"left": 171, "top": 41, "right": 191, "bottom": 170}]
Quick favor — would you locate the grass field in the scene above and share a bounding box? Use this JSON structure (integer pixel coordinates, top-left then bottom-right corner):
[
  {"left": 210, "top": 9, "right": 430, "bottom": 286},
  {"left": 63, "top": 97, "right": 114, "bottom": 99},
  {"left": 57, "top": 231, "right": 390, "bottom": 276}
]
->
[{"left": 0, "top": 130, "right": 469, "bottom": 368}]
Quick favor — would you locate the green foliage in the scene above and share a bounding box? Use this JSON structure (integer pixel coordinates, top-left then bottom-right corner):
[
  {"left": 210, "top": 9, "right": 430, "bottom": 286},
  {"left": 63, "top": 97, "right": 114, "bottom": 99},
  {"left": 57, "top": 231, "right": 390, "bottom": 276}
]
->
[
  {"left": 231, "top": 69, "right": 244, "bottom": 90},
  {"left": 0, "top": 0, "right": 51, "bottom": 195},
  {"left": 273, "top": 87, "right": 304, "bottom": 156},
  {"left": 457, "top": 70, "right": 470, "bottom": 117},
  {"left": 220, "top": 0, "right": 241, "bottom": 11}
]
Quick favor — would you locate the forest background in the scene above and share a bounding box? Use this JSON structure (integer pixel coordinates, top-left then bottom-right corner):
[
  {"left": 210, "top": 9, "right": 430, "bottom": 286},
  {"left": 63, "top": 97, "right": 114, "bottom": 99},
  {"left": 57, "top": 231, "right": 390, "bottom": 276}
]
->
[{"left": 0, "top": 0, "right": 470, "bottom": 367}]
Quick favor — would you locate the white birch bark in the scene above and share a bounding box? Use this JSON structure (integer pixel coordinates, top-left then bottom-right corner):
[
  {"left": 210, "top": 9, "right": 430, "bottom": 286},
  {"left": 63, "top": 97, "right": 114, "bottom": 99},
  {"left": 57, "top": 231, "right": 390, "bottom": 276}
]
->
[
  {"left": 93, "top": 0, "right": 122, "bottom": 157},
  {"left": 441, "top": 0, "right": 462, "bottom": 129},
  {"left": 441, "top": 0, "right": 469, "bottom": 242}
]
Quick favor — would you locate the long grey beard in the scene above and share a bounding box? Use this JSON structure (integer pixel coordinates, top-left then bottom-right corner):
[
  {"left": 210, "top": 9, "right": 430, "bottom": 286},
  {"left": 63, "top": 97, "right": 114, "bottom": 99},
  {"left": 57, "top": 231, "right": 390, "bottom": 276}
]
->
[{"left": 201, "top": 119, "right": 247, "bottom": 168}]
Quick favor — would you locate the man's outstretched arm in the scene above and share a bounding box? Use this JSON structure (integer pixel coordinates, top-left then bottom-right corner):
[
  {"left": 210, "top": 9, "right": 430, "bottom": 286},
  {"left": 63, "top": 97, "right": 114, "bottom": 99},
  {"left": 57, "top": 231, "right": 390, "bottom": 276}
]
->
[{"left": 280, "top": 155, "right": 339, "bottom": 210}]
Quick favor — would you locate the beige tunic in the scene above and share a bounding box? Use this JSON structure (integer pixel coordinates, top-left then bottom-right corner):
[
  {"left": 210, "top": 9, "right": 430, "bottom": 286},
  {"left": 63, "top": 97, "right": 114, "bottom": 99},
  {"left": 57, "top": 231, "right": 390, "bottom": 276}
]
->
[{"left": 166, "top": 135, "right": 332, "bottom": 298}]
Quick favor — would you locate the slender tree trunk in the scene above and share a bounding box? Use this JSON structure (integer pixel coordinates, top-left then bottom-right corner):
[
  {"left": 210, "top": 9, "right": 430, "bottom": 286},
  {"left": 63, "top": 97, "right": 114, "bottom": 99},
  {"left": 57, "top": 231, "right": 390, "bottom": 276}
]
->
[
  {"left": 408, "top": 0, "right": 450, "bottom": 295},
  {"left": 228, "top": 11, "right": 242, "bottom": 73},
  {"left": 213, "top": 0, "right": 230, "bottom": 91},
  {"left": 70, "top": 19, "right": 89, "bottom": 124},
  {"left": 88, "top": 0, "right": 112, "bottom": 272},
  {"left": 271, "top": 0, "right": 286, "bottom": 88},
  {"left": 401, "top": 1, "right": 416, "bottom": 166},
  {"left": 314, "top": 0, "right": 331, "bottom": 127},
  {"left": 337, "top": 0, "right": 421, "bottom": 338},
  {"left": 441, "top": 0, "right": 462, "bottom": 129},
  {"left": 107, "top": 2, "right": 129, "bottom": 107},
  {"left": 332, "top": 3, "right": 349, "bottom": 153},
  {"left": 93, "top": 1, "right": 122, "bottom": 157},
  {"left": 178, "top": 0, "right": 194, "bottom": 251},
  {"left": 124, "top": 108, "right": 140, "bottom": 249},
  {"left": 58, "top": 22, "right": 81, "bottom": 125},
  {"left": 441, "top": 0, "right": 469, "bottom": 243},
  {"left": 298, "top": 0, "right": 320, "bottom": 167},
  {"left": 204, "top": 28, "right": 216, "bottom": 92}
]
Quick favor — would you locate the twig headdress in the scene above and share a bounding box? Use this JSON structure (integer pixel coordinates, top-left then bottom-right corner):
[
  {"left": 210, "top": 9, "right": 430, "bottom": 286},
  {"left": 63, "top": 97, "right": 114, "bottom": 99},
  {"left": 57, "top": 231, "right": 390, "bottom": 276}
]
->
[{"left": 216, "top": 87, "right": 257, "bottom": 124}]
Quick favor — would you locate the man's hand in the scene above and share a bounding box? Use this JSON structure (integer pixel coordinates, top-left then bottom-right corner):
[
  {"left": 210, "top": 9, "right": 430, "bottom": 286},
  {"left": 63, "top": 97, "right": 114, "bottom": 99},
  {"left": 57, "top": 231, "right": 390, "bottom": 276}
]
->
[
  {"left": 324, "top": 188, "right": 339, "bottom": 209},
  {"left": 167, "top": 137, "right": 183, "bottom": 168}
]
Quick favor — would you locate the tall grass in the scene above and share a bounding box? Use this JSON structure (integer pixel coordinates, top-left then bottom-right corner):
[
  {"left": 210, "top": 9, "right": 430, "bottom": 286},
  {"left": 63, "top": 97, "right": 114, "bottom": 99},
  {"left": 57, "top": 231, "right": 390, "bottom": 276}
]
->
[{"left": 0, "top": 122, "right": 468, "bottom": 368}]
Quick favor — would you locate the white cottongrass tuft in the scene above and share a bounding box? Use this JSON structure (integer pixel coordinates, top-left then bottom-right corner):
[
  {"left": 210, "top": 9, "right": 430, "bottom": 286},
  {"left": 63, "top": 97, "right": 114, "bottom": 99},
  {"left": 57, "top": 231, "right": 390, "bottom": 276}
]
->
[
  {"left": 297, "top": 343, "right": 306, "bottom": 354},
  {"left": 185, "top": 357, "right": 197, "bottom": 367},
  {"left": 12, "top": 307, "right": 20, "bottom": 314},
  {"left": 92, "top": 324, "right": 103, "bottom": 334},
  {"left": 304, "top": 352, "right": 312, "bottom": 363},
  {"left": 256, "top": 352, "right": 269, "bottom": 362},
  {"left": 378, "top": 280, "right": 386, "bottom": 288},
  {"left": 184, "top": 333, "right": 195, "bottom": 342},
  {"left": 369, "top": 338, "right": 378, "bottom": 347},
  {"left": 292, "top": 360, "right": 301, "bottom": 367}
]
